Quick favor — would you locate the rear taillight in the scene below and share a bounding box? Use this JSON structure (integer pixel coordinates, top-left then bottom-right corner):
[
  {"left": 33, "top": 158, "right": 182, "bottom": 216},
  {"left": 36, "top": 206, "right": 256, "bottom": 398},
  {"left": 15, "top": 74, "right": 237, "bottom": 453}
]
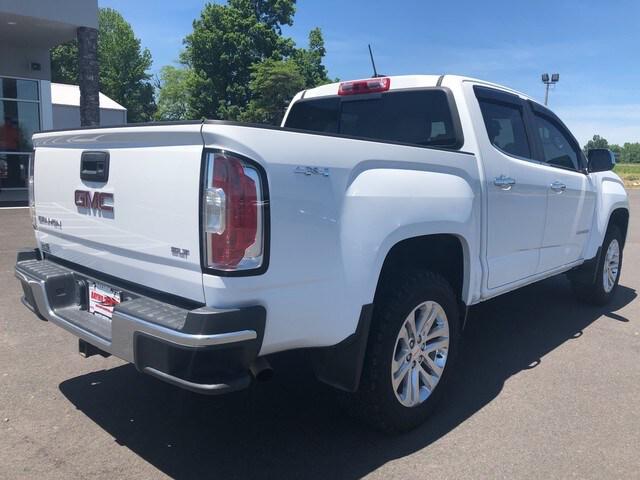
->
[
  {"left": 28, "top": 151, "right": 36, "bottom": 230},
  {"left": 338, "top": 77, "right": 390, "bottom": 95},
  {"left": 203, "top": 151, "right": 266, "bottom": 272}
]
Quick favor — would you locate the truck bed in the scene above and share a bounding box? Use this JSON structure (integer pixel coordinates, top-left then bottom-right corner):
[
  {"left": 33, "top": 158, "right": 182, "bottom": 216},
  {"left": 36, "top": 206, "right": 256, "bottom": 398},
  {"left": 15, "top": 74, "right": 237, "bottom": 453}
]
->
[{"left": 33, "top": 120, "right": 481, "bottom": 353}]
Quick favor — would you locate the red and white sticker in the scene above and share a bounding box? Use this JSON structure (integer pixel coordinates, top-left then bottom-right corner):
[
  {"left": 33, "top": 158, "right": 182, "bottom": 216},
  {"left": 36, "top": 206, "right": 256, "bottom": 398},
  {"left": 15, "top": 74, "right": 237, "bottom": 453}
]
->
[{"left": 88, "top": 283, "right": 121, "bottom": 319}]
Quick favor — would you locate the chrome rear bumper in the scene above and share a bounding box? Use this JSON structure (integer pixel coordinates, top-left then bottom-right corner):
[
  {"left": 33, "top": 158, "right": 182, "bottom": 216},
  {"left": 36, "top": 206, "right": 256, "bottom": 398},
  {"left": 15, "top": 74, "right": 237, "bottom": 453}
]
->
[{"left": 15, "top": 250, "right": 266, "bottom": 394}]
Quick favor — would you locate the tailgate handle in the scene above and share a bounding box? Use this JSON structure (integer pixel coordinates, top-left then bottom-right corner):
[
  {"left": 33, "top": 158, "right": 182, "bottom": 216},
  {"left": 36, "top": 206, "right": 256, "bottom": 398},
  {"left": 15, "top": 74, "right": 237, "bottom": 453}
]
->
[{"left": 80, "top": 151, "right": 110, "bottom": 183}]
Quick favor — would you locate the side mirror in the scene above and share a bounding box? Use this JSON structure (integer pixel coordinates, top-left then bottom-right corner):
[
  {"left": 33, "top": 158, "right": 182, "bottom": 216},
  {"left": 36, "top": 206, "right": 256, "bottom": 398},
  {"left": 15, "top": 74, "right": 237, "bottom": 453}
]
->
[{"left": 587, "top": 148, "right": 615, "bottom": 173}]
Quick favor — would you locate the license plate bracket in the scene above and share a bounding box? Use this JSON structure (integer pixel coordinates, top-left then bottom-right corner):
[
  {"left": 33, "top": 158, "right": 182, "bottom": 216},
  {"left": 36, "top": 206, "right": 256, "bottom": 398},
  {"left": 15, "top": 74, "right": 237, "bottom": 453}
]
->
[{"left": 88, "top": 282, "right": 121, "bottom": 319}]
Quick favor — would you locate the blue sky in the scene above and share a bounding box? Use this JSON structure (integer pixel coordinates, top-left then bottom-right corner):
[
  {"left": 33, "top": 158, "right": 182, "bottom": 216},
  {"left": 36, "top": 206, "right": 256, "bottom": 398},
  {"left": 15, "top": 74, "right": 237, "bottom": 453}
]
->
[{"left": 99, "top": 0, "right": 640, "bottom": 145}]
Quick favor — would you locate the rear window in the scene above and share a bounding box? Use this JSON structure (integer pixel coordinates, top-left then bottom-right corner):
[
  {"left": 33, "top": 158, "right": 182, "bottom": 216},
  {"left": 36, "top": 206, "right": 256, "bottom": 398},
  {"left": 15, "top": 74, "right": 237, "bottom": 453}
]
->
[{"left": 284, "top": 90, "right": 462, "bottom": 149}]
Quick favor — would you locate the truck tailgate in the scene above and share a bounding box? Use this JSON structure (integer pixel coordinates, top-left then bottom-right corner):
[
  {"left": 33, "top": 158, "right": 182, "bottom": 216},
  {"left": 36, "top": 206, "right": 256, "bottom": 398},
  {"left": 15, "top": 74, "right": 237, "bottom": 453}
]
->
[{"left": 32, "top": 125, "right": 205, "bottom": 302}]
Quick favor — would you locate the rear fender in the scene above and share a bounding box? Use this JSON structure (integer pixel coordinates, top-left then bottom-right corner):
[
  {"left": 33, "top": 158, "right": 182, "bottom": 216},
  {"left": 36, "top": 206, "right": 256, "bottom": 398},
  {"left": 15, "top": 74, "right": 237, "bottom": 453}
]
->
[
  {"left": 340, "top": 168, "right": 480, "bottom": 307},
  {"left": 315, "top": 168, "right": 478, "bottom": 391},
  {"left": 584, "top": 173, "right": 629, "bottom": 260}
]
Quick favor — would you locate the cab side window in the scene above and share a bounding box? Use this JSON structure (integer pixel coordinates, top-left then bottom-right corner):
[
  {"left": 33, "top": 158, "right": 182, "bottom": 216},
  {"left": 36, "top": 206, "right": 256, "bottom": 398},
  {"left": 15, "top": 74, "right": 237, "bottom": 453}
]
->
[
  {"left": 533, "top": 114, "right": 580, "bottom": 170},
  {"left": 478, "top": 100, "right": 532, "bottom": 159}
]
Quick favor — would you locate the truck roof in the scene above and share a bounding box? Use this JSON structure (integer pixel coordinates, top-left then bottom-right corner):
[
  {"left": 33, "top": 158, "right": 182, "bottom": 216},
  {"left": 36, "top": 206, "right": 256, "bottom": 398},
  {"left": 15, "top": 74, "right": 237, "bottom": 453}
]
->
[{"left": 298, "top": 74, "right": 537, "bottom": 104}]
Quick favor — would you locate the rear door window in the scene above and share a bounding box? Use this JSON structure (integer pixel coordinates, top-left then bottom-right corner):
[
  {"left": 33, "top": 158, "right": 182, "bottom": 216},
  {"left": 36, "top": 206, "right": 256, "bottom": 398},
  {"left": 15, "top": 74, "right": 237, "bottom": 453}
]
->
[
  {"left": 477, "top": 100, "right": 532, "bottom": 159},
  {"left": 285, "top": 90, "right": 462, "bottom": 149}
]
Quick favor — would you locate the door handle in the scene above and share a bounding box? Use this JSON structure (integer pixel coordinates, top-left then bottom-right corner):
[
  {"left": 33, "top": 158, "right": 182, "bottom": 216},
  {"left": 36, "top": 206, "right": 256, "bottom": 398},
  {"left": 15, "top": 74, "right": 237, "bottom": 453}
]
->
[
  {"left": 550, "top": 181, "right": 566, "bottom": 193},
  {"left": 80, "top": 151, "right": 110, "bottom": 183},
  {"left": 494, "top": 175, "right": 516, "bottom": 190}
]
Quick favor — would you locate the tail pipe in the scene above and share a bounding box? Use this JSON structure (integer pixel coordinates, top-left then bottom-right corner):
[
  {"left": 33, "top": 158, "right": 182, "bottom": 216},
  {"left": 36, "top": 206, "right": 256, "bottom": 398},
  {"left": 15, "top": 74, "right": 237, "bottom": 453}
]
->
[{"left": 249, "top": 357, "right": 273, "bottom": 382}]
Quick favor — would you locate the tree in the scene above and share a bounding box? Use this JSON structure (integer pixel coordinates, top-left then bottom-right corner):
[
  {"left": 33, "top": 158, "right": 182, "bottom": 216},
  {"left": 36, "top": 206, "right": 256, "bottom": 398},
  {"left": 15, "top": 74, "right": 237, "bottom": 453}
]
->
[
  {"left": 609, "top": 143, "right": 622, "bottom": 162},
  {"left": 620, "top": 143, "right": 640, "bottom": 163},
  {"left": 155, "top": 66, "right": 193, "bottom": 121},
  {"left": 238, "top": 28, "right": 330, "bottom": 124},
  {"left": 182, "top": 0, "right": 331, "bottom": 122},
  {"left": 241, "top": 59, "right": 305, "bottom": 124},
  {"left": 292, "top": 28, "right": 331, "bottom": 88},
  {"left": 583, "top": 134, "right": 609, "bottom": 154},
  {"left": 50, "top": 41, "right": 79, "bottom": 84},
  {"left": 230, "top": 0, "right": 296, "bottom": 32},
  {"left": 609, "top": 144, "right": 622, "bottom": 155},
  {"left": 182, "top": 0, "right": 297, "bottom": 120},
  {"left": 583, "top": 136, "right": 640, "bottom": 163},
  {"left": 98, "top": 8, "right": 155, "bottom": 122},
  {"left": 50, "top": 8, "right": 156, "bottom": 123}
]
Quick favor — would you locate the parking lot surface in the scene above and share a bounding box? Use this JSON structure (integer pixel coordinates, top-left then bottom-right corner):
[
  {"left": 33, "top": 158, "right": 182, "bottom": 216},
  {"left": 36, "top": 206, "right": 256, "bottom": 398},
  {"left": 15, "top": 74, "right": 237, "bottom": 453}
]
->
[{"left": 1, "top": 193, "right": 639, "bottom": 479}]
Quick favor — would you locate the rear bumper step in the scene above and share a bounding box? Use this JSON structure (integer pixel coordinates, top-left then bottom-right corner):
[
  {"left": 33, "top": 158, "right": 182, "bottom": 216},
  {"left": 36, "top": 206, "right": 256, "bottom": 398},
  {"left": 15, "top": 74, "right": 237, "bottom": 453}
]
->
[{"left": 15, "top": 249, "right": 266, "bottom": 395}]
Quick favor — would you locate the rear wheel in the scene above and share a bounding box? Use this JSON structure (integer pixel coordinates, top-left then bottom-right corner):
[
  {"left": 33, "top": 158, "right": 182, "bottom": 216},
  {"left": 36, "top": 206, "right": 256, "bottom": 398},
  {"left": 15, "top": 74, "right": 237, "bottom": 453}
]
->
[
  {"left": 353, "top": 270, "right": 460, "bottom": 433},
  {"left": 571, "top": 225, "right": 623, "bottom": 305}
]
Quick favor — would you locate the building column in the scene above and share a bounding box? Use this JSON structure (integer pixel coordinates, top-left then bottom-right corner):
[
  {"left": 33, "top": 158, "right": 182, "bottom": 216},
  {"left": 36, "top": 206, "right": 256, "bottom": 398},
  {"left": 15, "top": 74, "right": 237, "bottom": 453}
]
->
[{"left": 77, "top": 27, "right": 100, "bottom": 127}]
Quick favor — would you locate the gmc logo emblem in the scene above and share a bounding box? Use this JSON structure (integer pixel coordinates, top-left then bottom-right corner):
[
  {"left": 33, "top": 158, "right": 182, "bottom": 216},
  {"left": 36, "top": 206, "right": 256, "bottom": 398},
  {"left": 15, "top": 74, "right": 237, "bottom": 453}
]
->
[{"left": 74, "top": 190, "right": 114, "bottom": 213}]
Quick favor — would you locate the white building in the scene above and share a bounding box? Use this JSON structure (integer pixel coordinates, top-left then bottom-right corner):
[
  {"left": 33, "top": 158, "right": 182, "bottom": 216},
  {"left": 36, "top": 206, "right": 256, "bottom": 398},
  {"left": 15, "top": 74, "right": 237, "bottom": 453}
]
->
[
  {"left": 51, "top": 83, "right": 126, "bottom": 130},
  {"left": 0, "top": 0, "right": 101, "bottom": 206}
]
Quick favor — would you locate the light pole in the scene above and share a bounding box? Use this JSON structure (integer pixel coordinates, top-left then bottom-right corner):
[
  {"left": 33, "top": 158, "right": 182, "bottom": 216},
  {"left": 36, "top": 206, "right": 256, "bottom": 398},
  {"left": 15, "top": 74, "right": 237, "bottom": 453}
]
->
[{"left": 541, "top": 73, "right": 559, "bottom": 106}]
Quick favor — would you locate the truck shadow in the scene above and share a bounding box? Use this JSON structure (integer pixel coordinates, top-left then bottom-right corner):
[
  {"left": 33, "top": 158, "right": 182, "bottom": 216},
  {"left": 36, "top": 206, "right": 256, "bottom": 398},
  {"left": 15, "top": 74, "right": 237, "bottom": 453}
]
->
[{"left": 59, "top": 276, "right": 636, "bottom": 480}]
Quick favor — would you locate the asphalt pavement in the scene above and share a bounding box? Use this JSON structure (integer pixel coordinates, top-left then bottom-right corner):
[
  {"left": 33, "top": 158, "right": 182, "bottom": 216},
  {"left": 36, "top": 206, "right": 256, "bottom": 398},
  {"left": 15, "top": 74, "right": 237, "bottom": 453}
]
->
[{"left": 1, "top": 193, "right": 639, "bottom": 479}]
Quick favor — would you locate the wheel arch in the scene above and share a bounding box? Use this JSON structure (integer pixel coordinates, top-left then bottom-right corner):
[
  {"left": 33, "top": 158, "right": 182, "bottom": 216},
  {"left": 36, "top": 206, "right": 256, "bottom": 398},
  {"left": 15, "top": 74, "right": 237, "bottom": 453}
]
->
[
  {"left": 374, "top": 233, "right": 470, "bottom": 308},
  {"left": 608, "top": 207, "right": 629, "bottom": 248},
  {"left": 583, "top": 175, "right": 629, "bottom": 261},
  {"left": 311, "top": 233, "right": 471, "bottom": 393}
]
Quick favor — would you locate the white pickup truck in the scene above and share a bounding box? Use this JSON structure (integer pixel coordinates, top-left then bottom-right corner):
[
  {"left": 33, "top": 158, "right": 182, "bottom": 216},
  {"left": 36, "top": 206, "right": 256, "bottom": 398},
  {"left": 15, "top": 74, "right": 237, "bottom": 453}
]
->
[{"left": 16, "top": 75, "right": 629, "bottom": 432}]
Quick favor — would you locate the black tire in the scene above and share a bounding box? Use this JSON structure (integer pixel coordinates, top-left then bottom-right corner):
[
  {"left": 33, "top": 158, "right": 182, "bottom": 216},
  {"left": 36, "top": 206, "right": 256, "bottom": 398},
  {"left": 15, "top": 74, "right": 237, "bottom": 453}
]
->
[
  {"left": 352, "top": 270, "right": 460, "bottom": 433},
  {"left": 571, "top": 225, "right": 623, "bottom": 306}
]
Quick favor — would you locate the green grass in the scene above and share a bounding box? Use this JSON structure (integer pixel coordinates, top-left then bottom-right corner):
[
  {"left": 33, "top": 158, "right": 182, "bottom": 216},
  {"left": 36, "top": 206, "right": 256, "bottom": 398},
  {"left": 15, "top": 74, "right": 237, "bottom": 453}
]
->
[
  {"left": 614, "top": 163, "right": 640, "bottom": 187},
  {"left": 614, "top": 163, "right": 640, "bottom": 175}
]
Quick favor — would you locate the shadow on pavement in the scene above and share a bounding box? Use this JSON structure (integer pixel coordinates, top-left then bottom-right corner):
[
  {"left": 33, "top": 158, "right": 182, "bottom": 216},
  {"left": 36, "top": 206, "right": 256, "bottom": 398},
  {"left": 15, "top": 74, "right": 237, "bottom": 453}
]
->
[{"left": 59, "top": 276, "right": 636, "bottom": 479}]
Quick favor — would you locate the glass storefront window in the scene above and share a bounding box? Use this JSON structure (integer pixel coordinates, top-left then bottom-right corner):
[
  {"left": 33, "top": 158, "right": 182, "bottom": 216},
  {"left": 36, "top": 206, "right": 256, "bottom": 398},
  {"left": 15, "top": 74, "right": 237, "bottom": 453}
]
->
[
  {"left": 1, "top": 100, "right": 40, "bottom": 151},
  {"left": 0, "top": 77, "right": 40, "bottom": 206},
  {"left": 0, "top": 78, "right": 39, "bottom": 101},
  {"left": 0, "top": 153, "right": 29, "bottom": 187}
]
